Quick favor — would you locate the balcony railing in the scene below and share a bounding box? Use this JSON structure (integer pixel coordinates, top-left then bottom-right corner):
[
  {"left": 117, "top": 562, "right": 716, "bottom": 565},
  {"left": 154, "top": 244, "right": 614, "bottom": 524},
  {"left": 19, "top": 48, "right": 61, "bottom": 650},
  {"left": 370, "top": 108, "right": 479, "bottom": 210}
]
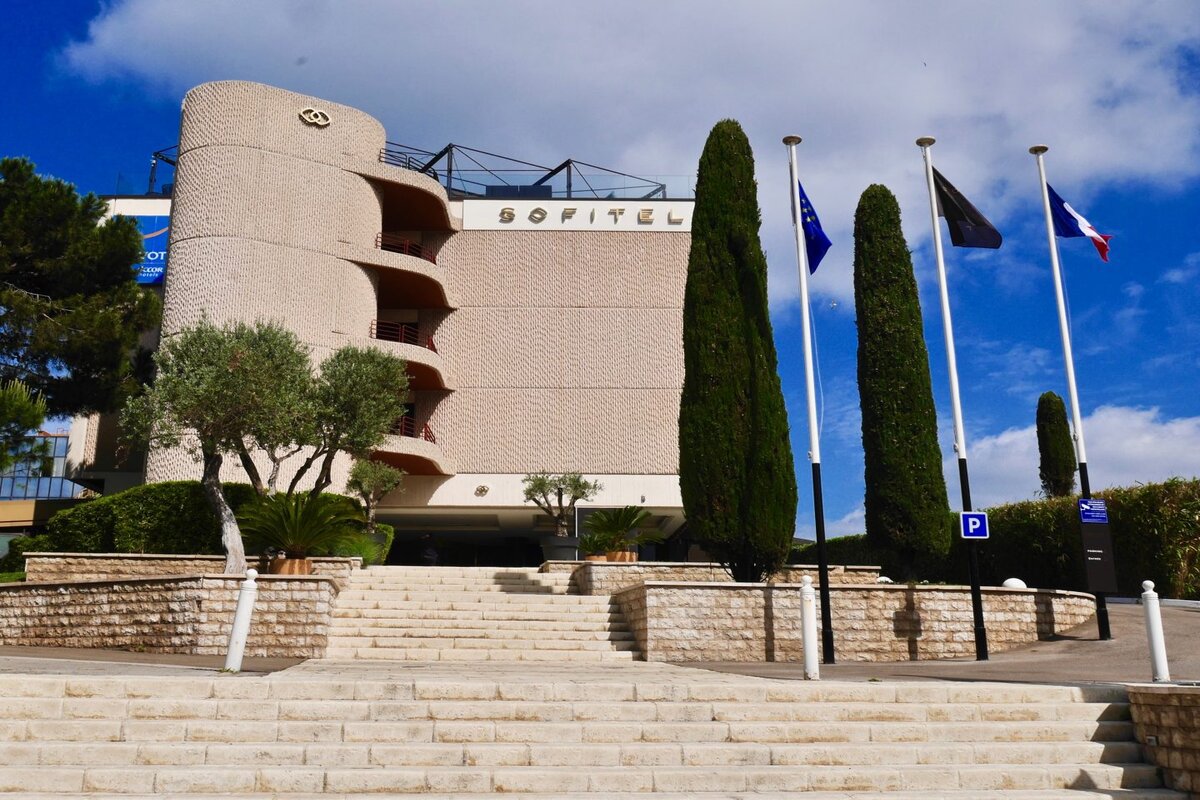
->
[
  {"left": 369, "top": 320, "right": 437, "bottom": 352},
  {"left": 389, "top": 417, "right": 437, "bottom": 443},
  {"left": 375, "top": 233, "right": 436, "bottom": 264}
]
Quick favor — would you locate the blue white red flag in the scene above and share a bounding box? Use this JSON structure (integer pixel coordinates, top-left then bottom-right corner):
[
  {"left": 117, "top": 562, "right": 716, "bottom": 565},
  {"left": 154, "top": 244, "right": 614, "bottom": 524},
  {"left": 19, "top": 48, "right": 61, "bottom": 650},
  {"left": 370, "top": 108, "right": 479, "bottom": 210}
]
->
[{"left": 1047, "top": 185, "right": 1112, "bottom": 262}]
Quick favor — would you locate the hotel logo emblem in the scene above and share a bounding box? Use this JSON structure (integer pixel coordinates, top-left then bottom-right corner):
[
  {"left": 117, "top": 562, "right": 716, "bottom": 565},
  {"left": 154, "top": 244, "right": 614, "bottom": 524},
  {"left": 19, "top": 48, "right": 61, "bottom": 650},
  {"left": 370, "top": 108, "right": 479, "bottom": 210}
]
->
[{"left": 298, "top": 107, "right": 331, "bottom": 127}]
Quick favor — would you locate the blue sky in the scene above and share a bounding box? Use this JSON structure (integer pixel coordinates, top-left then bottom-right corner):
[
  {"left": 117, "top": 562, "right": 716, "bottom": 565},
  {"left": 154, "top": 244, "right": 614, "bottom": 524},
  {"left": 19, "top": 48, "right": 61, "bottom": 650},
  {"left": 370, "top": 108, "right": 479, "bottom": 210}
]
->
[{"left": 5, "top": 1, "right": 1199, "bottom": 536}]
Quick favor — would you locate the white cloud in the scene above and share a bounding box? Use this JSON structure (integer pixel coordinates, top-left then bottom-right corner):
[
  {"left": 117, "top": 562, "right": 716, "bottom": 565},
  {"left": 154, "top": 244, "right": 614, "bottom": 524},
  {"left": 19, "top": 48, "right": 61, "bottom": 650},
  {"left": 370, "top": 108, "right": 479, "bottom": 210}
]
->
[
  {"left": 59, "top": 0, "right": 1200, "bottom": 308},
  {"left": 948, "top": 405, "right": 1200, "bottom": 509},
  {"left": 795, "top": 505, "right": 865, "bottom": 541}
]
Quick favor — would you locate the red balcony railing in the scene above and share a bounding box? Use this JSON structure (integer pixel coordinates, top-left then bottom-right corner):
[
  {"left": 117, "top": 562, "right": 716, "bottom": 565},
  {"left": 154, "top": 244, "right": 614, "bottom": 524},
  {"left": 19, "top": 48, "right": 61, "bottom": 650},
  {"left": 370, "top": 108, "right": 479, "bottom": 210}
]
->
[
  {"left": 369, "top": 320, "right": 437, "bottom": 352},
  {"left": 375, "top": 233, "right": 436, "bottom": 264},
  {"left": 389, "top": 416, "right": 437, "bottom": 443}
]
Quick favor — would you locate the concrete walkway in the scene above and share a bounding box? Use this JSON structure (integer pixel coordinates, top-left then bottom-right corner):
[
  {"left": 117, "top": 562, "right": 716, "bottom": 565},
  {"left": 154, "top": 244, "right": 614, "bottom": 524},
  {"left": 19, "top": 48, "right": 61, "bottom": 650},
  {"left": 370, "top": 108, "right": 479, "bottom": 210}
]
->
[{"left": 0, "top": 598, "right": 1195, "bottom": 685}]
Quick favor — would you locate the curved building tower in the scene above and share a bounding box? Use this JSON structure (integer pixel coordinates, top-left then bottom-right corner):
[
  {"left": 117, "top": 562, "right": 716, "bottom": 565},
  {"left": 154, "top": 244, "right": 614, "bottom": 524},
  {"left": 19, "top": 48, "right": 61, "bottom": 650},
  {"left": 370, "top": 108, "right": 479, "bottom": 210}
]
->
[{"left": 150, "top": 81, "right": 693, "bottom": 562}]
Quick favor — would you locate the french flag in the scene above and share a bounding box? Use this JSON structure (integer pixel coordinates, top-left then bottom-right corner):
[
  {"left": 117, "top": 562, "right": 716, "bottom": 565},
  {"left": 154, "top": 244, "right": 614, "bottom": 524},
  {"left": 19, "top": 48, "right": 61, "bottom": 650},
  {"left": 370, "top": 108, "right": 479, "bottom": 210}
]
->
[{"left": 1047, "top": 184, "right": 1112, "bottom": 262}]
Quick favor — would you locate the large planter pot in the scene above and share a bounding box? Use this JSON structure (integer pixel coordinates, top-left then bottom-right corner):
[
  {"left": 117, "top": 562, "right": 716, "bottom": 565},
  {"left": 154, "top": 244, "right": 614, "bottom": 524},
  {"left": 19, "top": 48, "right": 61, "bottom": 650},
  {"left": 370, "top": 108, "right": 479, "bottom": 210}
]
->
[
  {"left": 269, "top": 557, "right": 312, "bottom": 575},
  {"left": 606, "top": 550, "right": 638, "bottom": 563},
  {"left": 583, "top": 554, "right": 607, "bottom": 562},
  {"left": 540, "top": 535, "right": 579, "bottom": 562}
]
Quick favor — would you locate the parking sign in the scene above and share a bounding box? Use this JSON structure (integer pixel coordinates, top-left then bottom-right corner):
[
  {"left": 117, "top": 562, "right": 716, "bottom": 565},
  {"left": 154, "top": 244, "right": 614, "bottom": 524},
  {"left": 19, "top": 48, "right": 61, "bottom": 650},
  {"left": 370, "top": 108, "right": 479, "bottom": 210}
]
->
[{"left": 960, "top": 511, "right": 989, "bottom": 539}]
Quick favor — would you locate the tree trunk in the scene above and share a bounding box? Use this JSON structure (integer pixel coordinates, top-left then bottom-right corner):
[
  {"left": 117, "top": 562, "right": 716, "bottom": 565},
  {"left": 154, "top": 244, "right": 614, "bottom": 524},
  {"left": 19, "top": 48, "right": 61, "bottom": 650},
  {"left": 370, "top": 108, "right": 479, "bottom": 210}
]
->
[
  {"left": 202, "top": 449, "right": 246, "bottom": 573},
  {"left": 235, "top": 440, "right": 265, "bottom": 497}
]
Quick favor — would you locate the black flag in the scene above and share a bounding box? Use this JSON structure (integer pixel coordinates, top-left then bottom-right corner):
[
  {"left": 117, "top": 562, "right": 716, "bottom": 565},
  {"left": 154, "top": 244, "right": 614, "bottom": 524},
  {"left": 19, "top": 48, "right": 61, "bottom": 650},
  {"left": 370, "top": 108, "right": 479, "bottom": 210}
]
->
[{"left": 932, "top": 167, "right": 1002, "bottom": 249}]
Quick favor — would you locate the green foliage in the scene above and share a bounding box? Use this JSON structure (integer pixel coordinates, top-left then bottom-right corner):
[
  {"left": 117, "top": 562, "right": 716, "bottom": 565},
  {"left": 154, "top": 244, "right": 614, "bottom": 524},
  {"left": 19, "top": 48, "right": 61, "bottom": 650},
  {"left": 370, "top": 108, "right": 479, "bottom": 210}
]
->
[
  {"left": 1036, "top": 391, "right": 1076, "bottom": 497},
  {"left": 45, "top": 481, "right": 259, "bottom": 555},
  {"left": 975, "top": 478, "right": 1200, "bottom": 599},
  {"left": 0, "top": 534, "right": 51, "bottom": 573},
  {"left": 522, "top": 473, "right": 603, "bottom": 538},
  {"left": 579, "top": 530, "right": 621, "bottom": 555},
  {"left": 330, "top": 522, "right": 395, "bottom": 567},
  {"left": 239, "top": 492, "right": 366, "bottom": 559},
  {"left": 0, "top": 380, "right": 47, "bottom": 473},
  {"left": 791, "top": 534, "right": 884, "bottom": 568},
  {"left": 678, "top": 119, "right": 798, "bottom": 583},
  {"left": 290, "top": 347, "right": 410, "bottom": 496},
  {"left": 584, "top": 506, "right": 662, "bottom": 551},
  {"left": 853, "top": 184, "right": 950, "bottom": 577},
  {"left": 0, "top": 572, "right": 23, "bottom": 583},
  {"left": 346, "top": 459, "right": 404, "bottom": 532},
  {"left": 0, "top": 157, "right": 161, "bottom": 415}
]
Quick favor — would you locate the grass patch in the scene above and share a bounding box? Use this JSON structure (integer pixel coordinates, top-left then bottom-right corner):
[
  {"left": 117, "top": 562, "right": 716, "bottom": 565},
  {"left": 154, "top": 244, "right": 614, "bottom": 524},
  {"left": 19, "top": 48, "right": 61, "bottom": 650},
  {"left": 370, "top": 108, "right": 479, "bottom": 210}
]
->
[{"left": 0, "top": 572, "right": 25, "bottom": 583}]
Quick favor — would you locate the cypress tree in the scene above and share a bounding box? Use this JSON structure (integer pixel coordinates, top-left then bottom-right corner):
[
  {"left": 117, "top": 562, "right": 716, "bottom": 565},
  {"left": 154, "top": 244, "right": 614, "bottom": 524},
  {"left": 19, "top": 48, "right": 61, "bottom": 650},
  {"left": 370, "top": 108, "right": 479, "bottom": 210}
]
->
[
  {"left": 679, "top": 119, "right": 797, "bottom": 582},
  {"left": 853, "top": 184, "right": 950, "bottom": 574},
  {"left": 1036, "top": 391, "right": 1077, "bottom": 497}
]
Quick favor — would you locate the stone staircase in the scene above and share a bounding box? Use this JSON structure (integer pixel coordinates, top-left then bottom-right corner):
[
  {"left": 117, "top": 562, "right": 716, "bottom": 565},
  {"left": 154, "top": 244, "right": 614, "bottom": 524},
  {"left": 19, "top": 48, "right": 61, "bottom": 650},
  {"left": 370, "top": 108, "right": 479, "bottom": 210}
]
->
[
  {"left": 0, "top": 666, "right": 1182, "bottom": 797},
  {"left": 325, "top": 566, "right": 638, "bottom": 662}
]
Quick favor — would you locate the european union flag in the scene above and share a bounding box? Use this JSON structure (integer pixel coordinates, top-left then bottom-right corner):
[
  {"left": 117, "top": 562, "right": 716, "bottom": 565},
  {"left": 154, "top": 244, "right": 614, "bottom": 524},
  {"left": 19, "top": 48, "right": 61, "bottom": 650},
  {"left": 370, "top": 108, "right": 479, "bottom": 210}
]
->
[{"left": 797, "top": 181, "right": 832, "bottom": 273}]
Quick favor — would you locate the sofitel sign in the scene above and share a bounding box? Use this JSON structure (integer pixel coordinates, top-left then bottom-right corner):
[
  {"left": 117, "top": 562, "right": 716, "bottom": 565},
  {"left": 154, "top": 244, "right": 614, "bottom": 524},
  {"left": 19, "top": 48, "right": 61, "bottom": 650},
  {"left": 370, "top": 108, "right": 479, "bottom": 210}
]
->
[{"left": 461, "top": 200, "right": 693, "bottom": 231}]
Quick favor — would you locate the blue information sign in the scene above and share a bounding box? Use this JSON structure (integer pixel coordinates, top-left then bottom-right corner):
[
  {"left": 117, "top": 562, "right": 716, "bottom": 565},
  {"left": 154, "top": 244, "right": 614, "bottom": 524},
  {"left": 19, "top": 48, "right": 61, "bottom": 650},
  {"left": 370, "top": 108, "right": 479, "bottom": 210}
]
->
[
  {"left": 960, "top": 511, "right": 989, "bottom": 539},
  {"left": 1078, "top": 499, "right": 1109, "bottom": 525}
]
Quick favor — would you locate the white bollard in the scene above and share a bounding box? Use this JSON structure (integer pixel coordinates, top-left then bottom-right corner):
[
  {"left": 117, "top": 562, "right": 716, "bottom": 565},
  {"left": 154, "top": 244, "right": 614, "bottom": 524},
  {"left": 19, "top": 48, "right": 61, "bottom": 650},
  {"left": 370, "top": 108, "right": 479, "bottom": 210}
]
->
[
  {"left": 224, "top": 569, "right": 259, "bottom": 673},
  {"left": 1141, "top": 580, "right": 1171, "bottom": 683},
  {"left": 800, "top": 575, "right": 820, "bottom": 680}
]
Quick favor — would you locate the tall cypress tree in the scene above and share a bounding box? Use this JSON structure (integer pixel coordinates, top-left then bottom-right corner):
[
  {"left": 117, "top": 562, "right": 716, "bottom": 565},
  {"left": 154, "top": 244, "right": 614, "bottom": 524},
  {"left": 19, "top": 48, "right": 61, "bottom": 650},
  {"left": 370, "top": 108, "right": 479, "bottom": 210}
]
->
[
  {"left": 854, "top": 184, "right": 950, "bottom": 574},
  {"left": 679, "top": 119, "right": 797, "bottom": 582},
  {"left": 1036, "top": 391, "right": 1077, "bottom": 497}
]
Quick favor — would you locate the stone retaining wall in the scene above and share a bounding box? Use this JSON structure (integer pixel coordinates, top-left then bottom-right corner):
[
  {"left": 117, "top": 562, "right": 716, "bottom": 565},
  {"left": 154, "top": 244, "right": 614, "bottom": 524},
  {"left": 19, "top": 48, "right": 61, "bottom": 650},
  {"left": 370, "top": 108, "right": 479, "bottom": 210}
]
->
[
  {"left": 23, "top": 553, "right": 359, "bottom": 589},
  {"left": 1129, "top": 684, "right": 1200, "bottom": 797},
  {"left": 0, "top": 574, "right": 334, "bottom": 658},
  {"left": 541, "top": 561, "right": 880, "bottom": 594},
  {"left": 611, "top": 582, "right": 1096, "bottom": 662}
]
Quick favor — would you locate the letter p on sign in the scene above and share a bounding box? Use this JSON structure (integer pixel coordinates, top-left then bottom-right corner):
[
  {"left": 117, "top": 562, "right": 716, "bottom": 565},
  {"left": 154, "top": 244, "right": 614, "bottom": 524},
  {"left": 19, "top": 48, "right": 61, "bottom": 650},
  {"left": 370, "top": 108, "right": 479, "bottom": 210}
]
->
[{"left": 960, "top": 511, "right": 989, "bottom": 540}]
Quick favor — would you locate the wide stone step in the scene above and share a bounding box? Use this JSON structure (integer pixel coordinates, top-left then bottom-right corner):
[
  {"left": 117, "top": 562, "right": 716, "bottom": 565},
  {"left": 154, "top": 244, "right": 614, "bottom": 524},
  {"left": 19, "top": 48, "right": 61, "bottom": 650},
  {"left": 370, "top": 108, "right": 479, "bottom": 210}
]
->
[
  {"left": 331, "top": 607, "right": 623, "bottom": 623},
  {"left": 0, "top": 739, "right": 1145, "bottom": 767},
  {"left": 327, "top": 628, "right": 635, "bottom": 643},
  {"left": 0, "top": 791, "right": 1186, "bottom": 800},
  {"left": 330, "top": 617, "right": 627, "bottom": 632},
  {"left": 322, "top": 648, "right": 639, "bottom": 662},
  {"left": 0, "top": 762, "right": 1165, "bottom": 794},
  {"left": 336, "top": 591, "right": 612, "bottom": 605},
  {"left": 325, "top": 637, "right": 638, "bottom": 653},
  {"left": 347, "top": 582, "right": 568, "bottom": 593}
]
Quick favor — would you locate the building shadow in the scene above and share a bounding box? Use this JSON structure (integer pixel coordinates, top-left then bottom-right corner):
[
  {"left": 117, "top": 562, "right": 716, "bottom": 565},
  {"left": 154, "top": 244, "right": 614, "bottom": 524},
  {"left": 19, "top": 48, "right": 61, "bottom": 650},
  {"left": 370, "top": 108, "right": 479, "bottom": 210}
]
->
[{"left": 892, "top": 587, "right": 923, "bottom": 661}]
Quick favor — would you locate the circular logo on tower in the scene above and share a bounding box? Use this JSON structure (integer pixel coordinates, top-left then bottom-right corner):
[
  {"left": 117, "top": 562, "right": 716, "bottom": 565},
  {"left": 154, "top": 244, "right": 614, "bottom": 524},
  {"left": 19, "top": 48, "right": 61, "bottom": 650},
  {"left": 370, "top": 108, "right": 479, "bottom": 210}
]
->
[{"left": 298, "top": 107, "right": 331, "bottom": 127}]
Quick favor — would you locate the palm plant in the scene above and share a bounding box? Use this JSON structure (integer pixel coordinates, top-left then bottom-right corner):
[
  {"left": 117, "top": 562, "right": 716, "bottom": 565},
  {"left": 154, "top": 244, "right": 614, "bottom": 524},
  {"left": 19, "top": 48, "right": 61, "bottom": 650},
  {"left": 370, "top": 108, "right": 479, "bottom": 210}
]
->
[
  {"left": 583, "top": 506, "right": 661, "bottom": 552},
  {"left": 238, "top": 493, "right": 366, "bottom": 559}
]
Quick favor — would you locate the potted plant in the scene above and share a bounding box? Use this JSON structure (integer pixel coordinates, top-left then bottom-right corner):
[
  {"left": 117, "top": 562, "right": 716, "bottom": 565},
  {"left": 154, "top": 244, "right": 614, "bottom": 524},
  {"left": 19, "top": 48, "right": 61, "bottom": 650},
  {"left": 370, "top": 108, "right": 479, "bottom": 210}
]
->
[
  {"left": 239, "top": 493, "right": 366, "bottom": 575},
  {"left": 579, "top": 530, "right": 619, "bottom": 562},
  {"left": 522, "top": 472, "right": 603, "bottom": 562},
  {"left": 584, "top": 505, "right": 662, "bottom": 562}
]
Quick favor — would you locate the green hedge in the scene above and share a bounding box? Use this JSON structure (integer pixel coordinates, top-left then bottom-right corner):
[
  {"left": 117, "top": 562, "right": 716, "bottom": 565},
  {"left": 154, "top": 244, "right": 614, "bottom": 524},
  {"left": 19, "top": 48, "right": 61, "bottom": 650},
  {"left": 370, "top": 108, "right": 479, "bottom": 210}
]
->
[
  {"left": 45, "top": 481, "right": 260, "bottom": 556},
  {"left": 976, "top": 478, "right": 1200, "bottom": 599}
]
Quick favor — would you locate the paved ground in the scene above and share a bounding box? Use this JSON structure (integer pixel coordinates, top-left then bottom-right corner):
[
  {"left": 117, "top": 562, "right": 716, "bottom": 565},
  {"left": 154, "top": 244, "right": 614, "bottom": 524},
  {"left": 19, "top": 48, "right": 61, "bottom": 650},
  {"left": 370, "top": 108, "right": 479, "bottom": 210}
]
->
[{"left": 0, "top": 599, "right": 1195, "bottom": 684}]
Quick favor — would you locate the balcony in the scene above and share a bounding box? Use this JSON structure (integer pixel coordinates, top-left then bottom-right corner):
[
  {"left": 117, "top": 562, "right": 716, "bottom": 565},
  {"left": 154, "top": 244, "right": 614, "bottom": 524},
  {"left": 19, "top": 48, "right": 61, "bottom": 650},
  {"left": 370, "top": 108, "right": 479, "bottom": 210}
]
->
[
  {"left": 374, "top": 418, "right": 451, "bottom": 476},
  {"left": 367, "top": 320, "right": 448, "bottom": 391},
  {"left": 376, "top": 233, "right": 436, "bottom": 265}
]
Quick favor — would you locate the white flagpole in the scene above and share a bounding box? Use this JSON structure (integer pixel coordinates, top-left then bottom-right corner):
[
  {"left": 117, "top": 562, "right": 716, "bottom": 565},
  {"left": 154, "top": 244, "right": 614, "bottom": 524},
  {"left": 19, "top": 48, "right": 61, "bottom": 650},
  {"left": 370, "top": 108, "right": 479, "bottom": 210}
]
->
[
  {"left": 916, "top": 136, "right": 988, "bottom": 661},
  {"left": 1028, "top": 145, "right": 1090, "bottom": 496},
  {"left": 782, "top": 135, "right": 834, "bottom": 664},
  {"left": 1029, "top": 144, "right": 1111, "bottom": 642}
]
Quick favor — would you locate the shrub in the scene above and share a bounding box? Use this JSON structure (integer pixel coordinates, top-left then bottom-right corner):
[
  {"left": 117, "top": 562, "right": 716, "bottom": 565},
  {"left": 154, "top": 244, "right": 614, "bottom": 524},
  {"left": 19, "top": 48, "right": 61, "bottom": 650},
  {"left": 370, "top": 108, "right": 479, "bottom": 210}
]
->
[
  {"left": 45, "top": 481, "right": 259, "bottom": 555},
  {"left": 790, "top": 534, "right": 885, "bottom": 569},
  {"left": 331, "top": 523, "right": 395, "bottom": 567},
  {"left": 0, "top": 534, "right": 51, "bottom": 573},
  {"left": 238, "top": 493, "right": 365, "bottom": 559},
  {"left": 977, "top": 478, "right": 1200, "bottom": 599}
]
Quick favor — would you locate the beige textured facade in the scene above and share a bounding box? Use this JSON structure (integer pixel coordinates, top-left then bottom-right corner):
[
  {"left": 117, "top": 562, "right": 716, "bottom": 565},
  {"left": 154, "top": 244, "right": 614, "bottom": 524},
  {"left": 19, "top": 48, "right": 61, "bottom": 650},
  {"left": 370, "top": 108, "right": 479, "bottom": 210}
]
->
[{"left": 147, "top": 81, "right": 693, "bottom": 549}]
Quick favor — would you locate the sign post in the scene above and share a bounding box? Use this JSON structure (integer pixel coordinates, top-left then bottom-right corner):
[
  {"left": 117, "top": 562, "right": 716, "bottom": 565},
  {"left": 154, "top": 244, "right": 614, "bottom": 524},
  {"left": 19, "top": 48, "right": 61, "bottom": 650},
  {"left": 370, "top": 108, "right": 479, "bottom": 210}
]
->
[{"left": 1078, "top": 499, "right": 1117, "bottom": 639}]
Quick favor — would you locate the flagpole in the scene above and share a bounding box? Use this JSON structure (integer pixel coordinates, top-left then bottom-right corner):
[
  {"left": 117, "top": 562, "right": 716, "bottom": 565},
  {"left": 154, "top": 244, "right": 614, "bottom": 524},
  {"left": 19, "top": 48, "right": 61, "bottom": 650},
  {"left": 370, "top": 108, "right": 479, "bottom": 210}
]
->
[
  {"left": 1029, "top": 144, "right": 1111, "bottom": 640},
  {"left": 916, "top": 136, "right": 988, "bottom": 661},
  {"left": 783, "top": 135, "right": 835, "bottom": 665}
]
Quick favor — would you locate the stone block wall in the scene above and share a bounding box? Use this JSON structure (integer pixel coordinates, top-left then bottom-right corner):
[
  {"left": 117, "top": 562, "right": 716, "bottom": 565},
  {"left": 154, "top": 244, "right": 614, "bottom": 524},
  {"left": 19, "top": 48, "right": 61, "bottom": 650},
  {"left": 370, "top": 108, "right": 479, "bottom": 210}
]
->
[
  {"left": 611, "top": 582, "right": 1096, "bottom": 663},
  {"left": 1129, "top": 685, "right": 1200, "bottom": 797},
  {"left": 0, "top": 574, "right": 334, "bottom": 658},
  {"left": 23, "top": 553, "right": 359, "bottom": 589},
  {"left": 541, "top": 561, "right": 880, "bottom": 594}
]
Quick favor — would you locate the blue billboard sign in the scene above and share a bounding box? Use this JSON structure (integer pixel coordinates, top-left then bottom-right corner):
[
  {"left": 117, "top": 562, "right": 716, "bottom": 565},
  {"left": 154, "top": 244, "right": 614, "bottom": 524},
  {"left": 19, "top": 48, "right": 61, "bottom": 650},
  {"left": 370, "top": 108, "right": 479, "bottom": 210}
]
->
[{"left": 134, "top": 215, "right": 170, "bottom": 285}]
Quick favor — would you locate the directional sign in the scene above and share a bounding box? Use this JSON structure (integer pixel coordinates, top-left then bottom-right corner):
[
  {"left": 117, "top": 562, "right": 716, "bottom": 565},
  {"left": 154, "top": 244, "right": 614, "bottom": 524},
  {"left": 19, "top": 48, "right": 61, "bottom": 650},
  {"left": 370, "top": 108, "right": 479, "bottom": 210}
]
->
[
  {"left": 1078, "top": 498, "right": 1109, "bottom": 525},
  {"left": 960, "top": 511, "right": 989, "bottom": 539}
]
